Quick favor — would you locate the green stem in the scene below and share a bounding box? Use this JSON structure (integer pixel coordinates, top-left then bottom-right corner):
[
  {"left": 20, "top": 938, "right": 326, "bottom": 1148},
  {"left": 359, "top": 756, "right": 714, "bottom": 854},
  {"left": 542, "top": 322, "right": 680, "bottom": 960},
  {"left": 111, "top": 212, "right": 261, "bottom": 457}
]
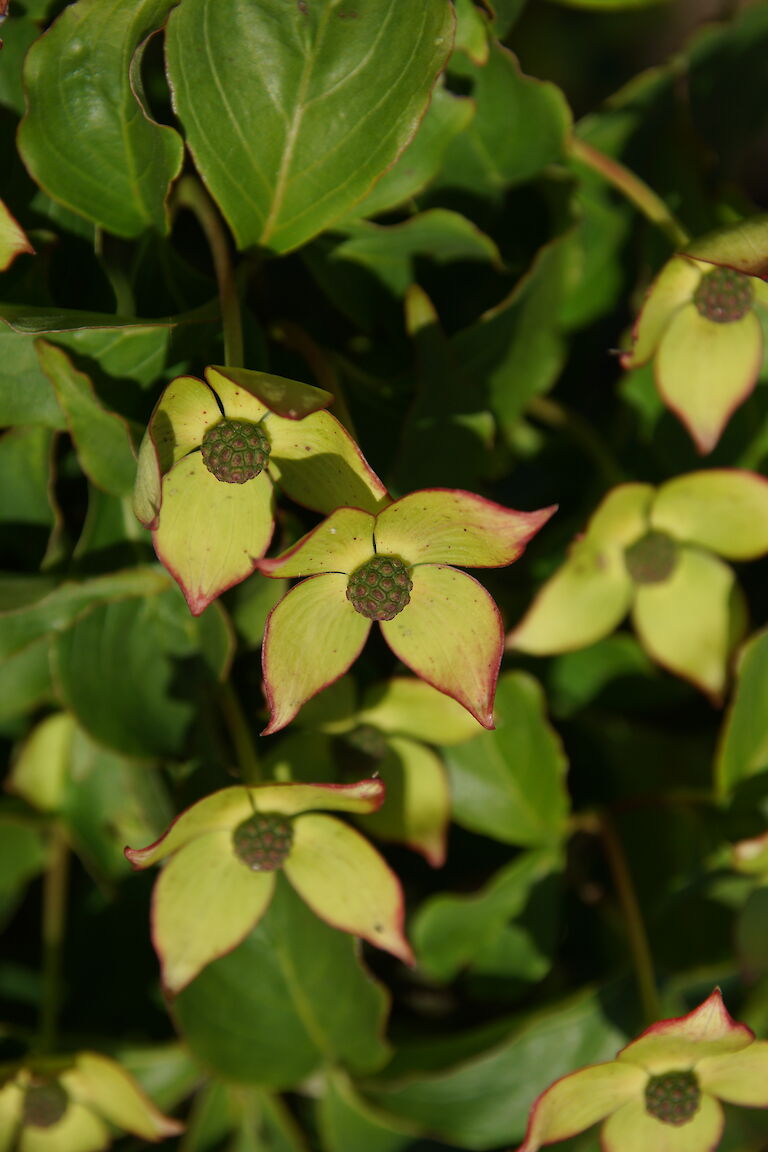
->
[
  {"left": 173, "top": 175, "right": 243, "bottom": 368},
  {"left": 95, "top": 228, "right": 135, "bottom": 317},
  {"left": 219, "top": 681, "right": 261, "bottom": 784},
  {"left": 528, "top": 395, "right": 624, "bottom": 486},
  {"left": 598, "top": 811, "right": 661, "bottom": 1025},
  {"left": 39, "top": 823, "right": 69, "bottom": 1053},
  {"left": 570, "top": 137, "right": 690, "bottom": 249}
]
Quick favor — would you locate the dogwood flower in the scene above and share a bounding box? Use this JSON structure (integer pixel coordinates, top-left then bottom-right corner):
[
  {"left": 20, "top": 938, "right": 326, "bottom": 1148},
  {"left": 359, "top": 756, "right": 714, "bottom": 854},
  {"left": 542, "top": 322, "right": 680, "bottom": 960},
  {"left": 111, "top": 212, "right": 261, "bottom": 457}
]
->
[
  {"left": 622, "top": 216, "right": 768, "bottom": 453},
  {"left": 258, "top": 489, "right": 555, "bottom": 733},
  {"left": 133, "top": 364, "right": 388, "bottom": 614},
  {"left": 0, "top": 1053, "right": 182, "bottom": 1152},
  {"left": 516, "top": 989, "right": 768, "bottom": 1152},
  {"left": 509, "top": 471, "right": 768, "bottom": 700},
  {"left": 125, "top": 779, "right": 412, "bottom": 993}
]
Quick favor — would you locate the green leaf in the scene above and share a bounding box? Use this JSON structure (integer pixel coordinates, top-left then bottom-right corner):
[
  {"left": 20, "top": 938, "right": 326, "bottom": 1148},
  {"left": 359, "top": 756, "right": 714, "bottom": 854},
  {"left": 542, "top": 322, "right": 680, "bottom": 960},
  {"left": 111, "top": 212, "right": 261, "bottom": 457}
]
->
[
  {"left": 165, "top": 0, "right": 455, "bottom": 252},
  {"left": 51, "top": 327, "right": 171, "bottom": 390},
  {"left": 318, "top": 1073, "right": 413, "bottom": 1152},
  {"left": 436, "top": 42, "right": 570, "bottom": 196},
  {"left": 0, "top": 330, "right": 66, "bottom": 428},
  {"left": 0, "top": 567, "right": 170, "bottom": 660},
  {"left": 0, "top": 425, "right": 56, "bottom": 528},
  {"left": 332, "top": 209, "right": 501, "bottom": 296},
  {"left": 0, "top": 304, "right": 176, "bottom": 336},
  {"left": 342, "top": 84, "right": 474, "bottom": 222},
  {"left": 52, "top": 586, "right": 217, "bottom": 757},
  {"left": 0, "top": 815, "right": 46, "bottom": 930},
  {"left": 0, "top": 635, "right": 54, "bottom": 724},
  {"left": 365, "top": 989, "right": 627, "bottom": 1149},
  {"left": 37, "top": 340, "right": 137, "bottom": 496},
  {"left": 451, "top": 236, "right": 569, "bottom": 438},
  {"left": 445, "top": 672, "right": 569, "bottom": 845},
  {"left": 18, "top": 0, "right": 184, "bottom": 237},
  {"left": 0, "top": 13, "right": 40, "bottom": 114},
  {"left": 412, "top": 848, "right": 562, "bottom": 984},
  {"left": 174, "top": 878, "right": 390, "bottom": 1087},
  {"left": 716, "top": 628, "right": 768, "bottom": 800}
]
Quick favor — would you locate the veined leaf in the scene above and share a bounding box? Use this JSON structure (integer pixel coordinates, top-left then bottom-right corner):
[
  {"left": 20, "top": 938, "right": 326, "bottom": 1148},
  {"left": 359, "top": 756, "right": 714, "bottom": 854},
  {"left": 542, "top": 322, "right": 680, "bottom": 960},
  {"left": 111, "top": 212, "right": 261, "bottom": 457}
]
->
[{"left": 166, "top": 0, "right": 455, "bottom": 252}]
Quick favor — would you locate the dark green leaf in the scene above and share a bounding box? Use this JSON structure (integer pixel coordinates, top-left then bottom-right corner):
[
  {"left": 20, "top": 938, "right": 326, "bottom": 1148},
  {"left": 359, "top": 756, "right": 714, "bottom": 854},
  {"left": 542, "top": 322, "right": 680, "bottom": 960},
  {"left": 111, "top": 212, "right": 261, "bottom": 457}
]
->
[
  {"left": 343, "top": 85, "right": 474, "bottom": 222},
  {"left": 716, "top": 628, "right": 768, "bottom": 800},
  {"left": 412, "top": 848, "right": 562, "bottom": 984},
  {"left": 37, "top": 340, "right": 137, "bottom": 496},
  {"left": 0, "top": 330, "right": 66, "bottom": 428},
  {"left": 365, "top": 989, "right": 627, "bottom": 1149},
  {"left": 166, "top": 0, "right": 455, "bottom": 252},
  {"left": 318, "top": 1072, "right": 413, "bottom": 1152},
  {"left": 0, "top": 814, "right": 46, "bottom": 928},
  {"left": 445, "top": 672, "right": 570, "bottom": 845},
  {"left": 53, "top": 586, "right": 208, "bottom": 757},
  {"left": 18, "top": 0, "right": 184, "bottom": 236},
  {"left": 174, "top": 879, "right": 390, "bottom": 1087},
  {"left": 436, "top": 42, "right": 570, "bottom": 197}
]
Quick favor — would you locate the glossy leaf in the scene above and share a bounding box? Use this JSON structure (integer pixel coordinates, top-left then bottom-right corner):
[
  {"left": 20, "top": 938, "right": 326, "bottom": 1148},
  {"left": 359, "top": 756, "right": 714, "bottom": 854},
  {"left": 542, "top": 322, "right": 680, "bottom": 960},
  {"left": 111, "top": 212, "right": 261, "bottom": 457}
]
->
[
  {"left": 36, "top": 340, "right": 137, "bottom": 497},
  {"left": 445, "top": 672, "right": 569, "bottom": 845},
  {"left": 0, "top": 304, "right": 176, "bottom": 336},
  {"left": 436, "top": 42, "right": 570, "bottom": 195},
  {"left": 53, "top": 587, "right": 219, "bottom": 757},
  {"left": 166, "top": 0, "right": 455, "bottom": 252},
  {"left": 366, "top": 990, "right": 627, "bottom": 1149},
  {"left": 413, "top": 848, "right": 562, "bottom": 982},
  {"left": 0, "top": 330, "right": 66, "bottom": 428},
  {"left": 174, "top": 879, "right": 390, "bottom": 1086},
  {"left": 332, "top": 209, "right": 501, "bottom": 296},
  {"left": 19, "top": 0, "right": 184, "bottom": 236},
  {"left": 342, "top": 84, "right": 474, "bottom": 221}
]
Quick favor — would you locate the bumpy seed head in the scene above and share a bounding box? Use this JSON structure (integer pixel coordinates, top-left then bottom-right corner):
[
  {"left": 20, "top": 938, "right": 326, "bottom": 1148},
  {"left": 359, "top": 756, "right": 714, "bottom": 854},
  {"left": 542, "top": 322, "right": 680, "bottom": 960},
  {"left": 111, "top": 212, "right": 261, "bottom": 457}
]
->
[
  {"left": 624, "top": 531, "right": 678, "bottom": 585},
  {"left": 201, "top": 419, "right": 270, "bottom": 484},
  {"left": 346, "top": 555, "right": 413, "bottom": 621},
  {"left": 23, "top": 1081, "right": 69, "bottom": 1129},
  {"left": 232, "top": 812, "right": 294, "bottom": 871},
  {"left": 694, "top": 266, "right": 753, "bottom": 323},
  {"left": 645, "top": 1070, "right": 701, "bottom": 1126}
]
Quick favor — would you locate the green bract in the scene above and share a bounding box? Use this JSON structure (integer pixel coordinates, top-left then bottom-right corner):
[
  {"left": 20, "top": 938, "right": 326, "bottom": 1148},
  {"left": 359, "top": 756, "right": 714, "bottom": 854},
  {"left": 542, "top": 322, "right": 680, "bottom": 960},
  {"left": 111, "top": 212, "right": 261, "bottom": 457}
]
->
[
  {"left": 622, "top": 219, "right": 768, "bottom": 453},
  {"left": 259, "top": 490, "right": 555, "bottom": 732},
  {"left": 509, "top": 471, "right": 768, "bottom": 699},
  {"left": 516, "top": 990, "right": 768, "bottom": 1152},
  {"left": 133, "top": 365, "right": 388, "bottom": 614},
  {"left": 0, "top": 1053, "right": 182, "bottom": 1151},
  {"left": 125, "top": 779, "right": 413, "bottom": 993}
]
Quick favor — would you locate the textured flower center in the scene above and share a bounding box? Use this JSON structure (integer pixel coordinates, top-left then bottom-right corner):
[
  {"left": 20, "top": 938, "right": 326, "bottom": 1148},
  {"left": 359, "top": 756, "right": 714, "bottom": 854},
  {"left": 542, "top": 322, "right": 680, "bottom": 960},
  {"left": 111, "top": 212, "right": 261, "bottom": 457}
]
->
[
  {"left": 201, "top": 418, "right": 271, "bottom": 484},
  {"left": 232, "top": 812, "right": 294, "bottom": 871},
  {"left": 346, "top": 555, "right": 413, "bottom": 621},
  {"left": 624, "top": 531, "right": 678, "bottom": 585},
  {"left": 644, "top": 1069, "right": 701, "bottom": 1126},
  {"left": 693, "top": 266, "right": 753, "bottom": 323},
  {"left": 23, "top": 1081, "right": 69, "bottom": 1128}
]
